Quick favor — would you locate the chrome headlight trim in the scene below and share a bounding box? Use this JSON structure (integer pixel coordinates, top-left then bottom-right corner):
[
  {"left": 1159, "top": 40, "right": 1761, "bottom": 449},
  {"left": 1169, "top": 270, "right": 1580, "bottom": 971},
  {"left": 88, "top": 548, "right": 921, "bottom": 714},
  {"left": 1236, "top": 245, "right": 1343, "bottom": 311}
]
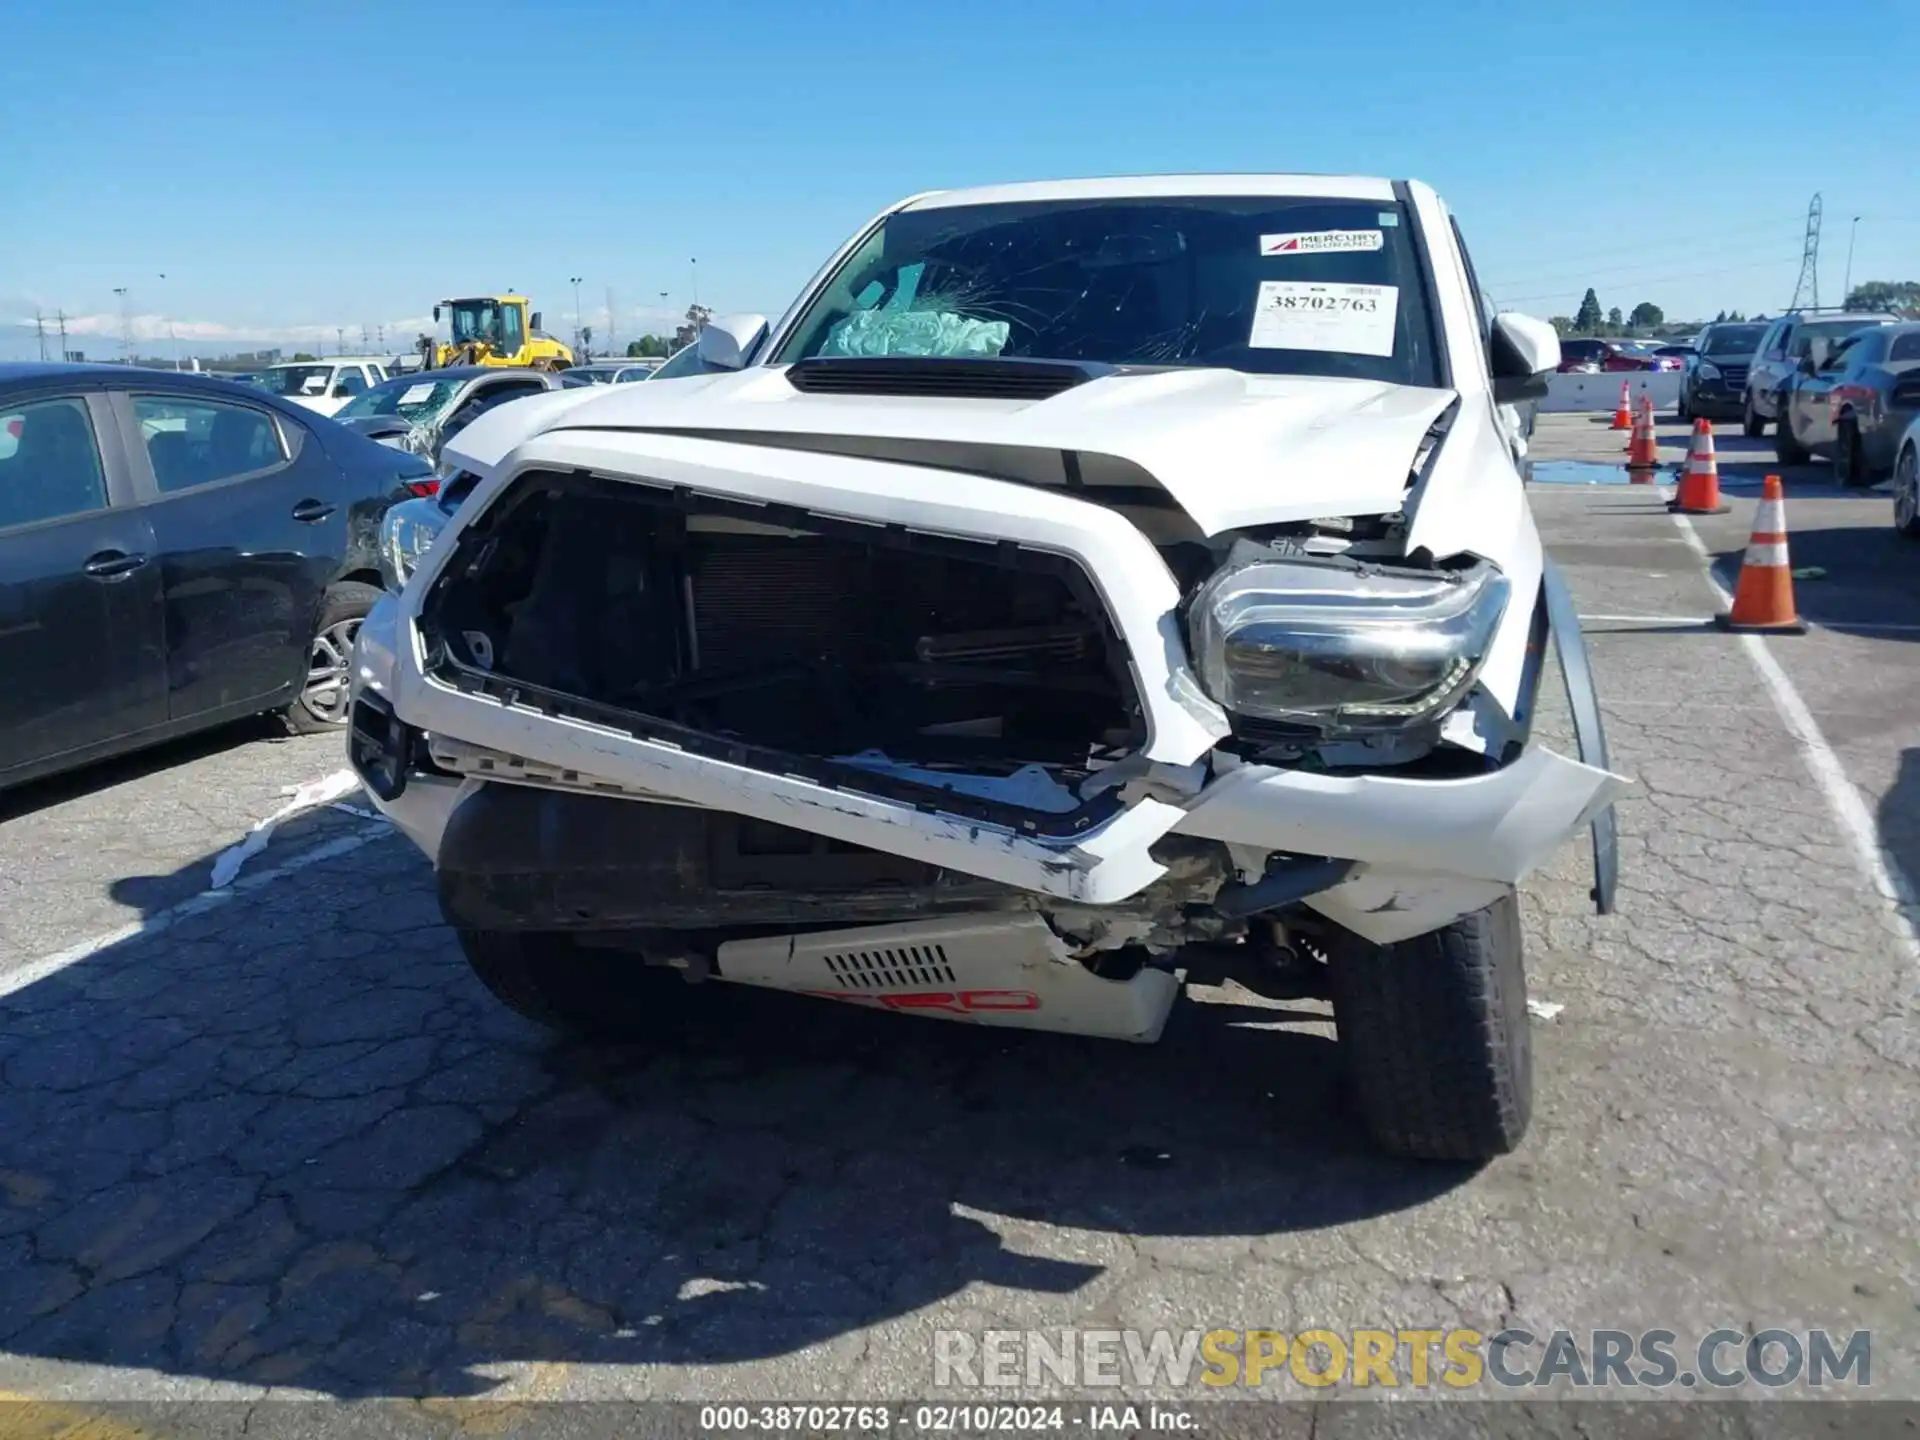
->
[
  {"left": 1189, "top": 557, "right": 1511, "bottom": 734},
  {"left": 377, "top": 497, "right": 448, "bottom": 595}
]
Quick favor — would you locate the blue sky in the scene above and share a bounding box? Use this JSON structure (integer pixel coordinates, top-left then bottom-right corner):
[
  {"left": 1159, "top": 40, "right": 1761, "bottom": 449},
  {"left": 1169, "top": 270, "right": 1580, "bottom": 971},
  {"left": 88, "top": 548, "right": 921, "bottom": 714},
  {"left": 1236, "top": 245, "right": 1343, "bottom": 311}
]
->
[{"left": 4, "top": 0, "right": 1917, "bottom": 359}]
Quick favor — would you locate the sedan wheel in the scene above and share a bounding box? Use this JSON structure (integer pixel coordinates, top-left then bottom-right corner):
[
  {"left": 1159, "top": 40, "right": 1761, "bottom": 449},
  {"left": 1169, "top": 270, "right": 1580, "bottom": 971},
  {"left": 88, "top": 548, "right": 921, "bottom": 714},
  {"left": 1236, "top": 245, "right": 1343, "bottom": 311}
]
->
[
  {"left": 1742, "top": 394, "right": 1765, "bottom": 438},
  {"left": 282, "top": 579, "right": 384, "bottom": 735},
  {"left": 301, "top": 618, "right": 361, "bottom": 725},
  {"left": 1896, "top": 447, "right": 1920, "bottom": 538}
]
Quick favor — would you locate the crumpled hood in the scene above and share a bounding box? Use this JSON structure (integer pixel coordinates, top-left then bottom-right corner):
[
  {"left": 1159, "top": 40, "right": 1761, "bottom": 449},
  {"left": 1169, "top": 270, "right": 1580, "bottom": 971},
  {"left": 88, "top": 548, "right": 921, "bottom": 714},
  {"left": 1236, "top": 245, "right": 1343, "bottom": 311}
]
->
[{"left": 444, "top": 365, "right": 1457, "bottom": 536}]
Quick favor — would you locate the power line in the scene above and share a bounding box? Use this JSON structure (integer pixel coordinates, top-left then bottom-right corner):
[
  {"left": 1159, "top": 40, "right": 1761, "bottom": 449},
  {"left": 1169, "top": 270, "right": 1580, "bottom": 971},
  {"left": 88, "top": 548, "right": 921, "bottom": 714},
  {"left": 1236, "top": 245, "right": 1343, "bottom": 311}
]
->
[{"left": 1497, "top": 254, "right": 1802, "bottom": 307}]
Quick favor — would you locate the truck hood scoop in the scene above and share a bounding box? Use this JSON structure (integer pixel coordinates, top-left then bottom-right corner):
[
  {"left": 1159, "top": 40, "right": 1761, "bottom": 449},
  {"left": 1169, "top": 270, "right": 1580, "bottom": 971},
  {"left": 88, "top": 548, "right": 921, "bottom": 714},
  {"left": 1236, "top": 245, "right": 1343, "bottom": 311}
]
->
[{"left": 784, "top": 356, "right": 1114, "bottom": 400}]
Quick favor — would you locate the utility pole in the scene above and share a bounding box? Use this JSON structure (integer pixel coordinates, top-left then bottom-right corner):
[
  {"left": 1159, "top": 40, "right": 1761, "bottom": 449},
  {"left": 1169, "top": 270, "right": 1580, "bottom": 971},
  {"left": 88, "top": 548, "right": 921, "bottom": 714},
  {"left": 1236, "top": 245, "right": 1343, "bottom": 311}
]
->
[
  {"left": 1843, "top": 216, "right": 1861, "bottom": 307},
  {"left": 335, "top": 326, "right": 345, "bottom": 356},
  {"left": 113, "top": 287, "right": 131, "bottom": 363},
  {"left": 605, "top": 285, "right": 616, "bottom": 355},
  {"left": 1789, "top": 194, "right": 1822, "bottom": 312},
  {"left": 690, "top": 258, "right": 699, "bottom": 308},
  {"left": 569, "top": 276, "right": 584, "bottom": 354},
  {"left": 659, "top": 291, "right": 670, "bottom": 353}
]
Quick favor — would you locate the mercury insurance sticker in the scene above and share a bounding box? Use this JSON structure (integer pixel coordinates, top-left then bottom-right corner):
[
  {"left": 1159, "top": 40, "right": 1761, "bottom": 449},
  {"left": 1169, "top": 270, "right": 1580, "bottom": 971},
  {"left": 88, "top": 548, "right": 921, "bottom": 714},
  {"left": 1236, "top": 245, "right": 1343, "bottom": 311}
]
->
[
  {"left": 1249, "top": 281, "right": 1398, "bottom": 356},
  {"left": 1259, "top": 229, "right": 1384, "bottom": 256}
]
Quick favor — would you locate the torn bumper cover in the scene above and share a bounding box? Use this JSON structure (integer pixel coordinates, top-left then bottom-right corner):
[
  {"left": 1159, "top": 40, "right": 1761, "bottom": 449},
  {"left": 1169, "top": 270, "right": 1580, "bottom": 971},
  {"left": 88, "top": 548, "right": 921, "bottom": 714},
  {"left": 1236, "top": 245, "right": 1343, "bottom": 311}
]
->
[{"left": 348, "top": 428, "right": 1627, "bottom": 928}]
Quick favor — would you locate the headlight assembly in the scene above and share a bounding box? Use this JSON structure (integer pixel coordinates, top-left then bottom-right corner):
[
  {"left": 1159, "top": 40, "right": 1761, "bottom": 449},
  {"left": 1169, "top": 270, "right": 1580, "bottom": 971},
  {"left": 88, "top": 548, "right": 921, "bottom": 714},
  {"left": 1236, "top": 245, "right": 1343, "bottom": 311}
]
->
[
  {"left": 378, "top": 497, "right": 448, "bottom": 595},
  {"left": 1696, "top": 361, "right": 1721, "bottom": 381},
  {"left": 1189, "top": 559, "right": 1510, "bottom": 733}
]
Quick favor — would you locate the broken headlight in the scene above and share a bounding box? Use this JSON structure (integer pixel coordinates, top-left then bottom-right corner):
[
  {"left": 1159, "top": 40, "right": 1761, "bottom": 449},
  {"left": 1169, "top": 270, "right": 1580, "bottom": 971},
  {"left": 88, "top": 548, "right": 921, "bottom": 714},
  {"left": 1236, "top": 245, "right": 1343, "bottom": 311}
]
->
[
  {"left": 377, "top": 497, "right": 448, "bottom": 594},
  {"left": 1189, "top": 559, "right": 1509, "bottom": 733}
]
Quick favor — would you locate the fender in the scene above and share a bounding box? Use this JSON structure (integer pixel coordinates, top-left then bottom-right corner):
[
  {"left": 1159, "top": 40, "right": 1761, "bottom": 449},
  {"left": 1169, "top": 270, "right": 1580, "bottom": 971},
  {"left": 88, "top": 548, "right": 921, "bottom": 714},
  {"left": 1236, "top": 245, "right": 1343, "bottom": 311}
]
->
[{"left": 1541, "top": 557, "right": 1618, "bottom": 914}]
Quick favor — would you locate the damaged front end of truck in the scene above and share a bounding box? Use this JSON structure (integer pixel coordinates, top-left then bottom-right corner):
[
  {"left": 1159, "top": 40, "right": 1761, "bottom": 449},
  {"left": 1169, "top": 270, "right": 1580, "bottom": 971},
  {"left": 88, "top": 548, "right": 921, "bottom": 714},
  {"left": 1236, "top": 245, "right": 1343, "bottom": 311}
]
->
[{"left": 349, "top": 357, "right": 1626, "bottom": 1050}]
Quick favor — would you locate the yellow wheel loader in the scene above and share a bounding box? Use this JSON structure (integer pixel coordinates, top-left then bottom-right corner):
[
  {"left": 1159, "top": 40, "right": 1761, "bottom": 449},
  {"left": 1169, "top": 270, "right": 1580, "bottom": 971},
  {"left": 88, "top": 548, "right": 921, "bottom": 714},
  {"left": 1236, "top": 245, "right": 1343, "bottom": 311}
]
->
[{"left": 425, "top": 296, "right": 575, "bottom": 371}]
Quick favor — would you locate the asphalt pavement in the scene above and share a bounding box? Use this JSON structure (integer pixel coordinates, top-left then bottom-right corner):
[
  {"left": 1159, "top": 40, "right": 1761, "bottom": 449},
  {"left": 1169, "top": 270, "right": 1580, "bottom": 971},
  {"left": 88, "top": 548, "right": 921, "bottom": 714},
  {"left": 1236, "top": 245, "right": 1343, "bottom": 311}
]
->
[{"left": 0, "top": 415, "right": 1914, "bottom": 1426}]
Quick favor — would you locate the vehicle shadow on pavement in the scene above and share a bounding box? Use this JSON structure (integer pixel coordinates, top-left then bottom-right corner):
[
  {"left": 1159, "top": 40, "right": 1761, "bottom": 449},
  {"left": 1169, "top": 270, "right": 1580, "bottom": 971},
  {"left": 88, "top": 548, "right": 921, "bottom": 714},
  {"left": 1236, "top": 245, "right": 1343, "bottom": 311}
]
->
[
  {"left": 1703, "top": 519, "right": 1920, "bottom": 639},
  {"left": 0, "top": 717, "right": 290, "bottom": 825},
  {"left": 1879, "top": 750, "right": 1920, "bottom": 905},
  {"left": 0, "top": 826, "right": 1464, "bottom": 1399}
]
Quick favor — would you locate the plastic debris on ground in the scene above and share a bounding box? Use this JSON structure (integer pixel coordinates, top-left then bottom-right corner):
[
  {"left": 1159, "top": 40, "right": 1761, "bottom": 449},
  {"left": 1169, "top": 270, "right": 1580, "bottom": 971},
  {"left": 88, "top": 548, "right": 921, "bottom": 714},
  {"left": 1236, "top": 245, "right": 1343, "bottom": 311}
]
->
[
  {"left": 1526, "top": 999, "right": 1566, "bottom": 1021},
  {"left": 208, "top": 770, "right": 369, "bottom": 889},
  {"left": 1791, "top": 566, "right": 1826, "bottom": 581}
]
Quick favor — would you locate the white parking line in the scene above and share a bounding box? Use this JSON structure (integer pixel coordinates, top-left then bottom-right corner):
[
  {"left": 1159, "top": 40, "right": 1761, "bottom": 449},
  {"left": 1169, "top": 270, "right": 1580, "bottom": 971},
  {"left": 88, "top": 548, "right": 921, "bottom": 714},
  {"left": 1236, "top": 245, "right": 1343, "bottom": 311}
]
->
[
  {"left": 0, "top": 820, "right": 394, "bottom": 1001},
  {"left": 1668, "top": 511, "right": 1920, "bottom": 961}
]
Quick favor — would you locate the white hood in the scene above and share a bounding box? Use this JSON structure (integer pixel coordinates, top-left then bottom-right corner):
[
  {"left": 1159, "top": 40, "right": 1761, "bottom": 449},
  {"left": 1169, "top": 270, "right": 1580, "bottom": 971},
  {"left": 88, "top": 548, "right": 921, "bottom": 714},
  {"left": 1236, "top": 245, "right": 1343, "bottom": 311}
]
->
[{"left": 443, "top": 366, "right": 1456, "bottom": 536}]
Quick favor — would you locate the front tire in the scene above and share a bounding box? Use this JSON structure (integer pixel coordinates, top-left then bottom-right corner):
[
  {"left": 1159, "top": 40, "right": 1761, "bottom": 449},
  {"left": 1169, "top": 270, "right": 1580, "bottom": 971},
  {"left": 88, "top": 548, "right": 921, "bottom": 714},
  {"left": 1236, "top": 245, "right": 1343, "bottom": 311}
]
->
[
  {"left": 282, "top": 580, "right": 382, "bottom": 734},
  {"left": 1675, "top": 389, "right": 1691, "bottom": 423},
  {"left": 1895, "top": 445, "right": 1920, "bottom": 538},
  {"left": 1742, "top": 393, "right": 1765, "bottom": 438},
  {"left": 456, "top": 929, "right": 696, "bottom": 1037},
  {"left": 1833, "top": 417, "right": 1868, "bottom": 488},
  {"left": 1326, "top": 895, "right": 1532, "bottom": 1162},
  {"left": 1774, "top": 401, "right": 1810, "bottom": 465}
]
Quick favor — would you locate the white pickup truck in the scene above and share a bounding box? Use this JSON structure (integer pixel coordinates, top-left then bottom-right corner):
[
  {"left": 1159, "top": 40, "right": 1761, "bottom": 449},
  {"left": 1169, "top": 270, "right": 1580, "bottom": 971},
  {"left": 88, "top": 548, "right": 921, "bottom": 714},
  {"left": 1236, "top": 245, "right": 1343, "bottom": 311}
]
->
[{"left": 349, "top": 173, "right": 1626, "bottom": 1161}]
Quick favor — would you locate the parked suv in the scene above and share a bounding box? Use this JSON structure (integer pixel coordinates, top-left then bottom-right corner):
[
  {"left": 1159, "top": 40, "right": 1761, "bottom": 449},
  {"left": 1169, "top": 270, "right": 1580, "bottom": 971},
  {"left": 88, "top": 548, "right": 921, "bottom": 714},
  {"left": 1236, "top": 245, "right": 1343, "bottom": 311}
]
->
[
  {"left": 1676, "top": 321, "right": 1768, "bottom": 422},
  {"left": 1743, "top": 310, "right": 1898, "bottom": 435}
]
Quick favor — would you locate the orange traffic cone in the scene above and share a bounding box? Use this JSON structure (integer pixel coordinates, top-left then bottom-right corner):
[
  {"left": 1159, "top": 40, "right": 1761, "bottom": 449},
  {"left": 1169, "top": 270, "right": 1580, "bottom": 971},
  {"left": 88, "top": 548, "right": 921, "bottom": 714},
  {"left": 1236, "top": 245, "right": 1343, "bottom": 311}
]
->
[
  {"left": 1715, "top": 475, "right": 1807, "bottom": 634},
  {"left": 1669, "top": 419, "right": 1731, "bottom": 514},
  {"left": 1610, "top": 379, "right": 1633, "bottom": 431},
  {"left": 1627, "top": 394, "right": 1659, "bottom": 480}
]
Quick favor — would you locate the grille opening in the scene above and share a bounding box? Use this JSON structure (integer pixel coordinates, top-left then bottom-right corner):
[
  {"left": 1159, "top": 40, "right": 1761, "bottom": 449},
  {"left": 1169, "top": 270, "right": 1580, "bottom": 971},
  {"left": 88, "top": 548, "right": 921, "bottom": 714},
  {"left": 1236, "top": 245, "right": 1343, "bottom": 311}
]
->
[{"left": 420, "top": 471, "right": 1144, "bottom": 816}]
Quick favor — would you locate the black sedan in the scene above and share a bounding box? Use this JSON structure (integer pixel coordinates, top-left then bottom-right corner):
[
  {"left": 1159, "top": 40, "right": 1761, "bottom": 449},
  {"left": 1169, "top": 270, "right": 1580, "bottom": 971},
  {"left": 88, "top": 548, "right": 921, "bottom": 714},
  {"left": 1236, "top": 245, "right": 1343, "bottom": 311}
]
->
[{"left": 0, "top": 363, "right": 434, "bottom": 792}]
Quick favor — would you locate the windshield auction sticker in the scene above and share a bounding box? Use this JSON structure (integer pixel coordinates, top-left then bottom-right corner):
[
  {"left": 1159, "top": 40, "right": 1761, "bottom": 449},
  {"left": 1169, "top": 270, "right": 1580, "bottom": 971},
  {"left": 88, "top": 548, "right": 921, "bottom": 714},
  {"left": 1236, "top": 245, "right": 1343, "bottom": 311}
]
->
[
  {"left": 1259, "top": 229, "right": 1384, "bottom": 256},
  {"left": 398, "top": 384, "right": 437, "bottom": 406},
  {"left": 1249, "top": 281, "right": 1398, "bottom": 356}
]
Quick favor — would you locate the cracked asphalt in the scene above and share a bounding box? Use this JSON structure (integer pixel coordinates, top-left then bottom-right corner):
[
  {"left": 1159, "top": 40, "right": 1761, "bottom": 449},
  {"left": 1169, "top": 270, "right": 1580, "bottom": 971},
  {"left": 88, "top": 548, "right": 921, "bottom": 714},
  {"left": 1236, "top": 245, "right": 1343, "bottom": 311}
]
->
[{"left": 0, "top": 413, "right": 1914, "bottom": 1425}]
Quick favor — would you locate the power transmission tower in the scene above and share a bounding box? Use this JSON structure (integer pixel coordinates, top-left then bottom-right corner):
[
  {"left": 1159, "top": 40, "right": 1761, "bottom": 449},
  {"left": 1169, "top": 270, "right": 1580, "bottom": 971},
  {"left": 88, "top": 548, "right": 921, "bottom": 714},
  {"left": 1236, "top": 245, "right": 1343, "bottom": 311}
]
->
[
  {"left": 33, "top": 311, "right": 47, "bottom": 361},
  {"left": 1789, "top": 193, "right": 1822, "bottom": 311},
  {"left": 57, "top": 311, "right": 69, "bottom": 362},
  {"left": 361, "top": 324, "right": 371, "bottom": 349},
  {"left": 113, "top": 287, "right": 132, "bottom": 362}
]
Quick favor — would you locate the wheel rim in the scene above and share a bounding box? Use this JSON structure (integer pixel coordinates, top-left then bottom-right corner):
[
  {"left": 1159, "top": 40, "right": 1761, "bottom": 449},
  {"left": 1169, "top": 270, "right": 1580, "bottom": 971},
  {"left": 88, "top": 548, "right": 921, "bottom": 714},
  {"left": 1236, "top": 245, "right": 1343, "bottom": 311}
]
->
[
  {"left": 1897, "top": 450, "right": 1918, "bottom": 530},
  {"left": 300, "top": 617, "right": 361, "bottom": 724}
]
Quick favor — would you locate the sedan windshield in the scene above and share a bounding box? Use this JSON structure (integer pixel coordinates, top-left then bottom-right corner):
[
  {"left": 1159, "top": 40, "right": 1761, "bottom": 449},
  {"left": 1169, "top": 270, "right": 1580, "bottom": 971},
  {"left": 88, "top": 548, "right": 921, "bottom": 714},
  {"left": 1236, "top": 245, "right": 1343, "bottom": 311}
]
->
[
  {"left": 336, "top": 377, "right": 463, "bottom": 423},
  {"left": 255, "top": 365, "right": 332, "bottom": 397},
  {"left": 773, "top": 196, "right": 1444, "bottom": 387},
  {"left": 1704, "top": 325, "right": 1766, "bottom": 356}
]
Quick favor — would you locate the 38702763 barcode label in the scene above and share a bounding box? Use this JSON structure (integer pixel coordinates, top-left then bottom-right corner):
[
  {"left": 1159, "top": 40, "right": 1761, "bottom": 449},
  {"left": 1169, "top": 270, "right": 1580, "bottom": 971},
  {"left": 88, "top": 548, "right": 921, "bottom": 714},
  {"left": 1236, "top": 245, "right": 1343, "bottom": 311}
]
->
[{"left": 1248, "top": 281, "right": 1399, "bottom": 357}]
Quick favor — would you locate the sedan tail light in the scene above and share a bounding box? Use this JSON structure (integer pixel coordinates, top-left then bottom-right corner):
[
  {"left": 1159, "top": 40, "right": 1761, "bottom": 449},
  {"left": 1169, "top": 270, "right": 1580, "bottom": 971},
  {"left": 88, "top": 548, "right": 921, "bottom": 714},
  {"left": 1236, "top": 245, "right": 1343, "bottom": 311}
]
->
[{"left": 405, "top": 478, "right": 441, "bottom": 498}]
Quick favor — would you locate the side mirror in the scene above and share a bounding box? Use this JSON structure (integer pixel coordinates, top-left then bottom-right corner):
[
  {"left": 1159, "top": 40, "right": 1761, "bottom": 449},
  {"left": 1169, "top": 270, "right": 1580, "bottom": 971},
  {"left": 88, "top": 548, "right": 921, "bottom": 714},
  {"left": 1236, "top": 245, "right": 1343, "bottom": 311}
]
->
[
  {"left": 697, "top": 313, "right": 770, "bottom": 372},
  {"left": 530, "top": 312, "right": 543, "bottom": 331},
  {"left": 1489, "top": 312, "right": 1559, "bottom": 404},
  {"left": 432, "top": 306, "right": 442, "bottom": 322}
]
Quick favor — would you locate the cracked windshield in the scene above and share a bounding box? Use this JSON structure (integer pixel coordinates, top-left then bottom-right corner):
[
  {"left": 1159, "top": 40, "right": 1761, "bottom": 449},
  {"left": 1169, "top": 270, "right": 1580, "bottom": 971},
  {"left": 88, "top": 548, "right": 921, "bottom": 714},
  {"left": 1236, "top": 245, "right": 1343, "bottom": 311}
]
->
[{"left": 1, "top": 0, "right": 1915, "bottom": 1434}]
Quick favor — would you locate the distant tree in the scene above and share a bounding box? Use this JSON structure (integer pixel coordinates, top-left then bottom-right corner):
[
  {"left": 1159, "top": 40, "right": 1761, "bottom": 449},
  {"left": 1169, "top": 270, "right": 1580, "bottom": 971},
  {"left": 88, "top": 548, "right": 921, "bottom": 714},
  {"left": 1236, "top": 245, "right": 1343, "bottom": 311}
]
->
[
  {"left": 627, "top": 334, "right": 669, "bottom": 358},
  {"left": 1713, "top": 310, "right": 1728, "bottom": 323},
  {"left": 1547, "top": 315, "right": 1574, "bottom": 336},
  {"left": 1629, "top": 302, "right": 1664, "bottom": 329},
  {"left": 290, "top": 351, "right": 318, "bottom": 362},
  {"left": 579, "top": 325, "right": 593, "bottom": 359},
  {"left": 1845, "top": 280, "right": 1920, "bottom": 316},
  {"left": 1605, "top": 307, "right": 1624, "bottom": 330},
  {"left": 1727, "top": 310, "right": 1746, "bottom": 322},
  {"left": 1574, "top": 288, "right": 1603, "bottom": 333}
]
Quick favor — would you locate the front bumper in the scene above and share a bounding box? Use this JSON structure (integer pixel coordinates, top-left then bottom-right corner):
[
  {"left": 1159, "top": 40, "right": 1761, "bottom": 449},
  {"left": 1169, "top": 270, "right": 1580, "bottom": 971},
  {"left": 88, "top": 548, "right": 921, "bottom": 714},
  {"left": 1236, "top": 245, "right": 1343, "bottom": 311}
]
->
[
  {"left": 349, "top": 433, "right": 1629, "bottom": 938},
  {"left": 1685, "top": 378, "right": 1745, "bottom": 416}
]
